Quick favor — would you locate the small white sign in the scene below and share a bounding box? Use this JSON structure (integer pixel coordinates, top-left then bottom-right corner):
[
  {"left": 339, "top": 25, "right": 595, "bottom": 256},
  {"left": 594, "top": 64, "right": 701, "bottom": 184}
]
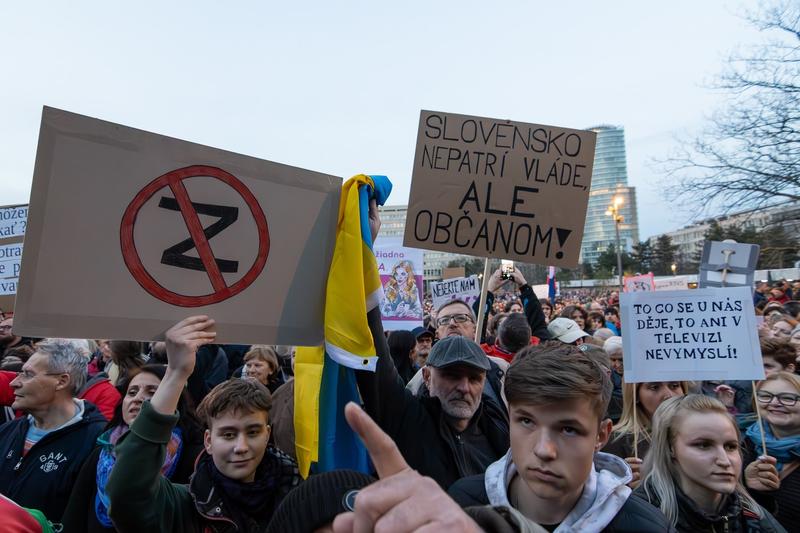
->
[
  {"left": 0, "top": 242, "right": 23, "bottom": 296},
  {"left": 0, "top": 205, "right": 28, "bottom": 239},
  {"left": 620, "top": 287, "right": 764, "bottom": 383},
  {"left": 655, "top": 276, "right": 690, "bottom": 291},
  {"left": 532, "top": 283, "right": 557, "bottom": 300},
  {"left": 431, "top": 275, "right": 481, "bottom": 311}
]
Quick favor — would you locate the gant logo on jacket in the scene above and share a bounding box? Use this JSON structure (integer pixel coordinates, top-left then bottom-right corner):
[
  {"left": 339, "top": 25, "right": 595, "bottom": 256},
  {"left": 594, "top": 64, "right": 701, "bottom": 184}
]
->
[{"left": 39, "top": 452, "right": 67, "bottom": 473}]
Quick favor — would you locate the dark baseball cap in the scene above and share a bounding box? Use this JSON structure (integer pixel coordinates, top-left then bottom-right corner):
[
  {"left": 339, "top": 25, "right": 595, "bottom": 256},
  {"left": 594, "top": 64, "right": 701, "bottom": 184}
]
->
[
  {"left": 425, "top": 335, "right": 490, "bottom": 371},
  {"left": 412, "top": 326, "right": 433, "bottom": 340}
]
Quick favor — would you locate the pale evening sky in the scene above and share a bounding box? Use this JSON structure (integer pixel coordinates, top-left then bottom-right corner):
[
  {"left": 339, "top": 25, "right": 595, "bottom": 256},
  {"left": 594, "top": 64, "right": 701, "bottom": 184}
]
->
[{"left": 0, "top": 1, "right": 764, "bottom": 239}]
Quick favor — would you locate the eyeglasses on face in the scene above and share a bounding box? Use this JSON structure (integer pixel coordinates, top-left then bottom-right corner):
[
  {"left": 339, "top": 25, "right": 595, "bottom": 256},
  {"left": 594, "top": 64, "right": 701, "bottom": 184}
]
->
[
  {"left": 18, "top": 370, "right": 65, "bottom": 381},
  {"left": 436, "top": 313, "right": 473, "bottom": 327},
  {"left": 757, "top": 391, "right": 800, "bottom": 407}
]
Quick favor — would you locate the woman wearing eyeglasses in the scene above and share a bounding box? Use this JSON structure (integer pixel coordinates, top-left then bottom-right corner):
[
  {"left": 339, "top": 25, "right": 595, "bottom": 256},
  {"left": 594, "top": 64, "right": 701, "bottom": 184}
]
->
[{"left": 743, "top": 372, "right": 800, "bottom": 532}]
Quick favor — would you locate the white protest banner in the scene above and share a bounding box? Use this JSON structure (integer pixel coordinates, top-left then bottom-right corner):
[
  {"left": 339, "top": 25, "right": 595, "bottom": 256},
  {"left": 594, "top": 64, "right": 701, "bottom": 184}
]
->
[
  {"left": 0, "top": 205, "right": 26, "bottom": 312},
  {"left": 623, "top": 273, "right": 655, "bottom": 293},
  {"left": 0, "top": 205, "right": 27, "bottom": 239},
  {"left": 431, "top": 275, "right": 480, "bottom": 311},
  {"left": 0, "top": 242, "right": 23, "bottom": 295},
  {"left": 403, "top": 110, "right": 597, "bottom": 267},
  {"left": 655, "top": 276, "right": 690, "bottom": 291},
  {"left": 620, "top": 287, "right": 764, "bottom": 383},
  {"left": 374, "top": 238, "right": 424, "bottom": 331},
  {"left": 14, "top": 107, "right": 341, "bottom": 344}
]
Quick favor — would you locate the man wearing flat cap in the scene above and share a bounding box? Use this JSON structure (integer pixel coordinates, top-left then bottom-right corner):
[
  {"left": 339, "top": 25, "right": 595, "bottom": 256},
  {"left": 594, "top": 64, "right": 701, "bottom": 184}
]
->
[{"left": 357, "top": 321, "right": 509, "bottom": 489}]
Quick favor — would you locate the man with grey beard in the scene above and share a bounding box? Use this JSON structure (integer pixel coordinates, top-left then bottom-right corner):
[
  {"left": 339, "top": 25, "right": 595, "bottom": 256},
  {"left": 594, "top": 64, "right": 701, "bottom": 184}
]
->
[{"left": 357, "top": 324, "right": 509, "bottom": 489}]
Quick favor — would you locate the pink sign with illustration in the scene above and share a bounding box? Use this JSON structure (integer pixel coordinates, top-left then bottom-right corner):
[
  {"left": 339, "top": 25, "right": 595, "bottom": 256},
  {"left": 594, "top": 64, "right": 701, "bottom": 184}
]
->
[{"left": 374, "top": 238, "right": 424, "bottom": 331}]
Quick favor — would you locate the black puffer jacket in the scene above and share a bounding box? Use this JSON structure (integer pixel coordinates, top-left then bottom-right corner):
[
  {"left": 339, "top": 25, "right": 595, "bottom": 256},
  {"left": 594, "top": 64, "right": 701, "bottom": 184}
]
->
[
  {"left": 635, "top": 481, "right": 785, "bottom": 533},
  {"left": 357, "top": 308, "right": 509, "bottom": 489}
]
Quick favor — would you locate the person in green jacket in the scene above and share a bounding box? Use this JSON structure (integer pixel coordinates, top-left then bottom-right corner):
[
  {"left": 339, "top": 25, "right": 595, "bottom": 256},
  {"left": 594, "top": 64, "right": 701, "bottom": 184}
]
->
[{"left": 106, "top": 316, "right": 300, "bottom": 532}]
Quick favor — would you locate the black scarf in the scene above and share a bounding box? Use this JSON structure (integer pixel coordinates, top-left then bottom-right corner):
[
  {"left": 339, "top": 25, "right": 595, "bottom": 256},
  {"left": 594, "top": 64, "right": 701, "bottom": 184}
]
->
[{"left": 199, "top": 453, "right": 279, "bottom": 531}]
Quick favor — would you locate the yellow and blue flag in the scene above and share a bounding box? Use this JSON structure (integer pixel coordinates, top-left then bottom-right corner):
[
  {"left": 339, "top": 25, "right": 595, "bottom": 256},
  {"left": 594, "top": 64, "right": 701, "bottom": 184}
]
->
[{"left": 294, "top": 174, "right": 392, "bottom": 477}]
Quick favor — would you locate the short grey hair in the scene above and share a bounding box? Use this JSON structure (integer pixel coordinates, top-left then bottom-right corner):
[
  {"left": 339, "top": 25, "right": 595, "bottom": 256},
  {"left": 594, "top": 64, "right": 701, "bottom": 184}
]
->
[
  {"left": 436, "top": 299, "right": 476, "bottom": 321},
  {"left": 35, "top": 339, "right": 91, "bottom": 395}
]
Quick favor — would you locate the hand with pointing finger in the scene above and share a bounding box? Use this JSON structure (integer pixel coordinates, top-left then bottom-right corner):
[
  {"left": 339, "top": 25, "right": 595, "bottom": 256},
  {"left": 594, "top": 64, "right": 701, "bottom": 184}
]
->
[{"left": 332, "top": 403, "right": 481, "bottom": 533}]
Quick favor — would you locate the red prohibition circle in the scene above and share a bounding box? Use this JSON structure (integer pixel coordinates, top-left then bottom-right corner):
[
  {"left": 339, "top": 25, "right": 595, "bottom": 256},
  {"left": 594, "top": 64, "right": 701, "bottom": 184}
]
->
[{"left": 120, "top": 165, "right": 270, "bottom": 307}]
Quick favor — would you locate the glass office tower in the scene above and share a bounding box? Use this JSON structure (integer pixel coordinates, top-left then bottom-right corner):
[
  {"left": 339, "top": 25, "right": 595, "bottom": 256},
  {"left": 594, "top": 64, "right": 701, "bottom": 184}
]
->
[{"left": 580, "top": 125, "right": 639, "bottom": 266}]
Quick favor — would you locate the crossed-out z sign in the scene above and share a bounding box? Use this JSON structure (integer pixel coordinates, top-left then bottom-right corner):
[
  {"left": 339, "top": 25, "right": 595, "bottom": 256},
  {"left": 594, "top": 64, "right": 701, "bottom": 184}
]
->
[
  {"left": 14, "top": 107, "right": 341, "bottom": 345},
  {"left": 121, "top": 165, "right": 270, "bottom": 307}
]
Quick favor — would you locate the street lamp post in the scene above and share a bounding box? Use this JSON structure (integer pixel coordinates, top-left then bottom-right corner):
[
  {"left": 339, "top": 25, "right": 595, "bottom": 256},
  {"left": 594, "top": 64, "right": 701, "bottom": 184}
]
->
[
  {"left": 671, "top": 263, "right": 677, "bottom": 276},
  {"left": 606, "top": 196, "right": 624, "bottom": 290}
]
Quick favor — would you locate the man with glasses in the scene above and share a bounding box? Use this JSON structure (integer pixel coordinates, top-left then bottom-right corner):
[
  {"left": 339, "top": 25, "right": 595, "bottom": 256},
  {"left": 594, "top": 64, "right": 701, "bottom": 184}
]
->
[
  {"left": 0, "top": 317, "right": 32, "bottom": 359},
  {"left": 436, "top": 300, "right": 479, "bottom": 340},
  {"left": 430, "top": 300, "right": 508, "bottom": 415},
  {"left": 0, "top": 339, "right": 106, "bottom": 523},
  {"left": 411, "top": 326, "right": 434, "bottom": 368}
]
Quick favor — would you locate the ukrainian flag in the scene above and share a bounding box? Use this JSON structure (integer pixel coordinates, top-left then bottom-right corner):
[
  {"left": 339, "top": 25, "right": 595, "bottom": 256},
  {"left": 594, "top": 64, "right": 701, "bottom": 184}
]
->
[{"left": 294, "top": 174, "right": 392, "bottom": 477}]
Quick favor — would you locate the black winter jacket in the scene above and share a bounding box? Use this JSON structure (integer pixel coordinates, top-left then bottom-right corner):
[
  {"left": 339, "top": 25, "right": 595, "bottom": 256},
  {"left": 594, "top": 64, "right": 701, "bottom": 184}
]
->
[
  {"left": 635, "top": 481, "right": 786, "bottom": 533},
  {"left": 357, "top": 308, "right": 510, "bottom": 489},
  {"left": 742, "top": 436, "right": 800, "bottom": 533},
  {"left": 0, "top": 401, "right": 106, "bottom": 522}
]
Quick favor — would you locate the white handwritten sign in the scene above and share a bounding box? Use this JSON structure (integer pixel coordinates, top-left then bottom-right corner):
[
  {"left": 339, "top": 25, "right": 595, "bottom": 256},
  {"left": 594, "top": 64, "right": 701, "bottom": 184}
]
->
[
  {"left": 431, "top": 275, "right": 481, "bottom": 310},
  {"left": 620, "top": 287, "right": 764, "bottom": 383},
  {"left": 0, "top": 205, "right": 28, "bottom": 239},
  {"left": 0, "top": 242, "right": 23, "bottom": 296},
  {"left": 655, "top": 276, "right": 690, "bottom": 291}
]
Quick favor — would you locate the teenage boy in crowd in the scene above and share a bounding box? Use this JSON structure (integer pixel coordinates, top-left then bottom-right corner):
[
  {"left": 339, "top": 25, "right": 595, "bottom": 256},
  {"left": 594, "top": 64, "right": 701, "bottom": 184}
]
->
[
  {"left": 107, "top": 316, "right": 301, "bottom": 532},
  {"left": 447, "top": 343, "right": 671, "bottom": 532}
]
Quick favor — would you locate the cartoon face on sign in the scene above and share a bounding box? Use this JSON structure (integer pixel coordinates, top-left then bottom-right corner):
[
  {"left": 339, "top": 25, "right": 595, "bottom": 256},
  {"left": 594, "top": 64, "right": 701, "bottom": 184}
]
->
[
  {"left": 381, "top": 260, "right": 423, "bottom": 319},
  {"left": 120, "top": 165, "right": 270, "bottom": 307}
]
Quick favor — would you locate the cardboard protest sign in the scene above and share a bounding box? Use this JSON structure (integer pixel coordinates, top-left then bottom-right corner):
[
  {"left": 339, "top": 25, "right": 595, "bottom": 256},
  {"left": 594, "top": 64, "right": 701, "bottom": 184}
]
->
[
  {"left": 655, "top": 276, "right": 690, "bottom": 291},
  {"left": 403, "top": 111, "right": 596, "bottom": 268},
  {"left": 442, "top": 266, "right": 465, "bottom": 279},
  {"left": 0, "top": 204, "right": 26, "bottom": 314},
  {"left": 14, "top": 107, "right": 341, "bottom": 344},
  {"left": 699, "top": 240, "right": 759, "bottom": 288},
  {"left": 430, "top": 275, "right": 480, "bottom": 311},
  {"left": 623, "top": 273, "right": 655, "bottom": 293},
  {"left": 620, "top": 287, "right": 764, "bottom": 383},
  {"left": 374, "top": 238, "right": 424, "bottom": 331}
]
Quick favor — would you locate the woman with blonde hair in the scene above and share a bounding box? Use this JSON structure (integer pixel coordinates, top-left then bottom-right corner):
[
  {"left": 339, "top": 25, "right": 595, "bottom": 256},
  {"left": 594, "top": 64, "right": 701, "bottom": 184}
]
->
[
  {"left": 636, "top": 394, "right": 783, "bottom": 532},
  {"left": 603, "top": 381, "right": 688, "bottom": 486},
  {"left": 742, "top": 372, "right": 800, "bottom": 532}
]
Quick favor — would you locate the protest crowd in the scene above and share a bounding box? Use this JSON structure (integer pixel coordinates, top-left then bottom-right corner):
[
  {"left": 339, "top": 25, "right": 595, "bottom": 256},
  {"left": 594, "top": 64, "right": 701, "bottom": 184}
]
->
[{"left": 1, "top": 194, "right": 800, "bottom": 533}]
